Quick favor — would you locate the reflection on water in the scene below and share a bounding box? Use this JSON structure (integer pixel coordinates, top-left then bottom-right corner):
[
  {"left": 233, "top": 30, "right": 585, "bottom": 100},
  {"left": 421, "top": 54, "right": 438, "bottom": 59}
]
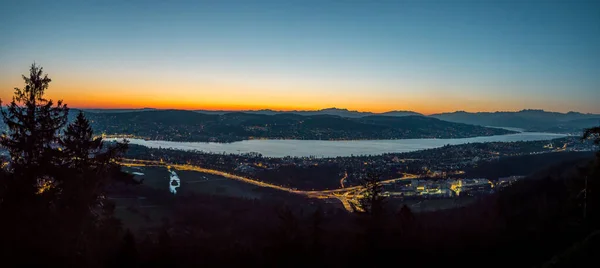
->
[
  {"left": 169, "top": 170, "right": 180, "bottom": 194},
  {"left": 121, "top": 132, "right": 568, "bottom": 158}
]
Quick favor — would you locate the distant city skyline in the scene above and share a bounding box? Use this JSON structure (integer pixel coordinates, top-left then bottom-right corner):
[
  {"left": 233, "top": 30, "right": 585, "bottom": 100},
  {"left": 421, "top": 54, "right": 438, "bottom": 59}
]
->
[{"left": 1, "top": 0, "right": 599, "bottom": 114}]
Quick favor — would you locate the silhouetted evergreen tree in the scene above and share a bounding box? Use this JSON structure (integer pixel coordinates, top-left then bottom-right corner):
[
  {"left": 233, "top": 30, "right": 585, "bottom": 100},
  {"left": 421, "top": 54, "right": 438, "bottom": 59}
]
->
[
  {"left": 309, "top": 206, "right": 324, "bottom": 261},
  {"left": 397, "top": 204, "right": 414, "bottom": 238},
  {"left": 0, "top": 64, "right": 134, "bottom": 266},
  {"left": 0, "top": 64, "right": 71, "bottom": 265},
  {"left": 356, "top": 172, "right": 387, "bottom": 257},
  {"left": 58, "top": 110, "right": 134, "bottom": 214},
  {"left": 0, "top": 63, "right": 68, "bottom": 201},
  {"left": 272, "top": 206, "right": 303, "bottom": 265},
  {"left": 358, "top": 172, "right": 386, "bottom": 216},
  {"left": 582, "top": 126, "right": 600, "bottom": 227},
  {"left": 54, "top": 110, "right": 136, "bottom": 264},
  {"left": 112, "top": 229, "right": 139, "bottom": 267},
  {"left": 61, "top": 111, "right": 101, "bottom": 167},
  {"left": 154, "top": 223, "right": 175, "bottom": 267}
]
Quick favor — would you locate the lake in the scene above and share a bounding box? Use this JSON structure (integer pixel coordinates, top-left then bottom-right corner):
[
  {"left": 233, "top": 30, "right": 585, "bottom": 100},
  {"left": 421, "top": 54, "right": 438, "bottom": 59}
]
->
[{"left": 119, "top": 132, "right": 568, "bottom": 158}]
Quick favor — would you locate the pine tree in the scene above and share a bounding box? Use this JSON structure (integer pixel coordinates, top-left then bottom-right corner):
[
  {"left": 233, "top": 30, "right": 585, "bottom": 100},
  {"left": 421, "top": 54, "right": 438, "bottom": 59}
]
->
[
  {"left": 309, "top": 206, "right": 324, "bottom": 261},
  {"left": 357, "top": 172, "right": 387, "bottom": 256},
  {"left": 0, "top": 63, "right": 69, "bottom": 198},
  {"left": 396, "top": 204, "right": 414, "bottom": 239},
  {"left": 58, "top": 110, "right": 135, "bottom": 218},
  {"left": 0, "top": 64, "right": 69, "bottom": 264},
  {"left": 53, "top": 87, "right": 136, "bottom": 265},
  {"left": 61, "top": 111, "right": 101, "bottom": 168},
  {"left": 582, "top": 126, "right": 600, "bottom": 226},
  {"left": 113, "top": 229, "right": 139, "bottom": 267},
  {"left": 0, "top": 64, "right": 137, "bottom": 265},
  {"left": 358, "top": 172, "right": 386, "bottom": 216}
]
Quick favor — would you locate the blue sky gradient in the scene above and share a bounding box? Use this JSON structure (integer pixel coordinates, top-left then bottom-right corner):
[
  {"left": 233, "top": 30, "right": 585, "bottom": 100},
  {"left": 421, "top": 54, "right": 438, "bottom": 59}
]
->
[{"left": 1, "top": 0, "right": 599, "bottom": 113}]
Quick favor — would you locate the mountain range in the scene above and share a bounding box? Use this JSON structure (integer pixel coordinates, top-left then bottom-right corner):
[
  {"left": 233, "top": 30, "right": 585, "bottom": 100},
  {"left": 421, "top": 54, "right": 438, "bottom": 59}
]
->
[
  {"left": 82, "top": 110, "right": 514, "bottom": 142},
  {"left": 430, "top": 109, "right": 600, "bottom": 133},
  {"left": 1, "top": 108, "right": 597, "bottom": 138},
  {"left": 193, "top": 108, "right": 423, "bottom": 118},
  {"left": 82, "top": 108, "right": 599, "bottom": 133}
]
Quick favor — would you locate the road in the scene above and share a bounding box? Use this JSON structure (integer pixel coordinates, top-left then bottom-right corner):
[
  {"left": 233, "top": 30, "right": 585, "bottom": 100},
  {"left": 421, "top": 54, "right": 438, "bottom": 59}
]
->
[
  {"left": 340, "top": 171, "right": 348, "bottom": 188},
  {"left": 121, "top": 159, "right": 421, "bottom": 212}
]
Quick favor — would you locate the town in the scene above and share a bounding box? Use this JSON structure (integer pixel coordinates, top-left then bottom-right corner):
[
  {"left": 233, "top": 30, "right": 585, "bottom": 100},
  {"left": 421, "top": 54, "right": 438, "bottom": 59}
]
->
[{"left": 122, "top": 136, "right": 595, "bottom": 206}]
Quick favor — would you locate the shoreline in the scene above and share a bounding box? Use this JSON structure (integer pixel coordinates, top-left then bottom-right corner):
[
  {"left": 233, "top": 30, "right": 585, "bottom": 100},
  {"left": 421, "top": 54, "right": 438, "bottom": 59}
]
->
[
  {"left": 108, "top": 132, "right": 569, "bottom": 158},
  {"left": 105, "top": 131, "right": 570, "bottom": 145}
]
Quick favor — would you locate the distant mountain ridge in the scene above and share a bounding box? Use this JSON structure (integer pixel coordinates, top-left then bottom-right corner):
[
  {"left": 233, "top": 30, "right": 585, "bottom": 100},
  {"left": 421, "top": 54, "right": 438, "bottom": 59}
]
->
[
  {"left": 82, "top": 110, "right": 514, "bottom": 142},
  {"left": 430, "top": 109, "right": 600, "bottom": 133},
  {"left": 193, "top": 107, "right": 423, "bottom": 118},
  {"left": 5, "top": 108, "right": 595, "bottom": 136},
  {"left": 80, "top": 108, "right": 157, "bottom": 113}
]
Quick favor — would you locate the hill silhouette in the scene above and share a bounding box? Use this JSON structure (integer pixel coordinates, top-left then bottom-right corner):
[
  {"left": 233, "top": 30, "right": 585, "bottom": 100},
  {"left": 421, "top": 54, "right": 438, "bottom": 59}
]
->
[
  {"left": 193, "top": 107, "right": 423, "bottom": 117},
  {"left": 72, "top": 108, "right": 600, "bottom": 134},
  {"left": 431, "top": 109, "right": 600, "bottom": 132},
  {"left": 84, "top": 110, "right": 515, "bottom": 142}
]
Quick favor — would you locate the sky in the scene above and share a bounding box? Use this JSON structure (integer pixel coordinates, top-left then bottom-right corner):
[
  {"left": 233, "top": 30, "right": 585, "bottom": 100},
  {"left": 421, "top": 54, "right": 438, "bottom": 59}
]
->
[{"left": 1, "top": 0, "right": 599, "bottom": 114}]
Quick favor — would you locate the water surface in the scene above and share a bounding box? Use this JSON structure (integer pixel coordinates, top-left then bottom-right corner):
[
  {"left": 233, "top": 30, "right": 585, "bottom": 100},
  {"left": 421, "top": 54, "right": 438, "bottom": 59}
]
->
[{"left": 120, "top": 132, "right": 567, "bottom": 158}]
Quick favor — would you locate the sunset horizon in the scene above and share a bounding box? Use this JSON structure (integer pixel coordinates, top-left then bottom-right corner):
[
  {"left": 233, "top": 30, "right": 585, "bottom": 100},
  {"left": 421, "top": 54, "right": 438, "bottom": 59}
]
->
[
  {"left": 66, "top": 104, "right": 599, "bottom": 116},
  {"left": 1, "top": 67, "right": 598, "bottom": 115},
  {"left": 2, "top": 0, "right": 598, "bottom": 114},
  {"left": 1, "top": 1, "right": 599, "bottom": 265}
]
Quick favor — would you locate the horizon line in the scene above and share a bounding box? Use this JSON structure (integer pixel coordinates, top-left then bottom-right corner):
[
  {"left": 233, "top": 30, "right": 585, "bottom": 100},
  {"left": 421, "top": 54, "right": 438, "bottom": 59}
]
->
[{"left": 71, "top": 106, "right": 598, "bottom": 116}]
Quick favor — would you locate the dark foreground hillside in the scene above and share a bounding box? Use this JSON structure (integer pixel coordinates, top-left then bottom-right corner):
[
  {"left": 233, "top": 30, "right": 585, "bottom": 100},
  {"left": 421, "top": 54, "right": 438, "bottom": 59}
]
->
[
  {"left": 2, "top": 150, "right": 598, "bottom": 267},
  {"left": 14, "top": 154, "right": 598, "bottom": 267},
  {"left": 97, "top": 154, "right": 599, "bottom": 267}
]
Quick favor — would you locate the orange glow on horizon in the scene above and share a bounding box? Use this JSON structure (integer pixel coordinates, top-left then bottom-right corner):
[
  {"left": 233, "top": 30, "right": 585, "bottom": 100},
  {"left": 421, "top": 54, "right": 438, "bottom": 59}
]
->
[
  {"left": 42, "top": 97, "right": 545, "bottom": 116},
  {"left": 0, "top": 88, "right": 594, "bottom": 116},
  {"left": 1, "top": 72, "right": 597, "bottom": 115}
]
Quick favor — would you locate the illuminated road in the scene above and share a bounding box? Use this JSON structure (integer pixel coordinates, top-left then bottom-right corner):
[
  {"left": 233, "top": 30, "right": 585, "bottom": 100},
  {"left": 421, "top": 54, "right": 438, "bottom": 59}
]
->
[
  {"left": 340, "top": 171, "right": 348, "bottom": 188},
  {"left": 121, "top": 159, "right": 421, "bottom": 212}
]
